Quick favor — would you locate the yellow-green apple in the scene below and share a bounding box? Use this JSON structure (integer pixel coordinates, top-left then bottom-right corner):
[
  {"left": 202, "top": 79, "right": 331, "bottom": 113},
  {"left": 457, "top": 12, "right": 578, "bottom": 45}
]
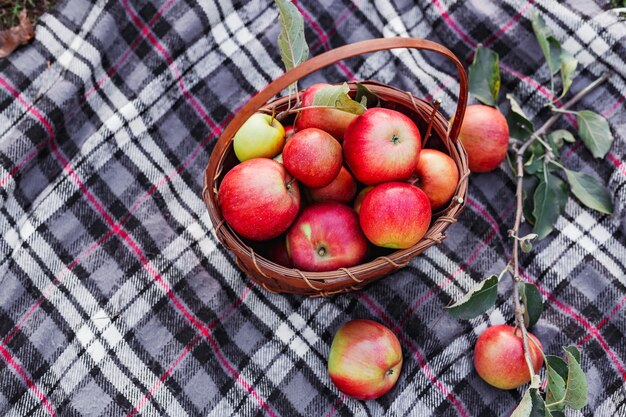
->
[
  {"left": 283, "top": 128, "right": 343, "bottom": 188},
  {"left": 474, "top": 324, "right": 544, "bottom": 390},
  {"left": 359, "top": 182, "right": 431, "bottom": 249},
  {"left": 218, "top": 158, "right": 300, "bottom": 241},
  {"left": 454, "top": 104, "right": 509, "bottom": 173},
  {"left": 233, "top": 113, "right": 285, "bottom": 162},
  {"left": 343, "top": 108, "right": 421, "bottom": 185},
  {"left": 353, "top": 186, "right": 373, "bottom": 215},
  {"left": 286, "top": 202, "right": 368, "bottom": 272},
  {"left": 328, "top": 319, "right": 402, "bottom": 400},
  {"left": 414, "top": 149, "right": 459, "bottom": 210},
  {"left": 294, "top": 83, "right": 357, "bottom": 141},
  {"left": 307, "top": 166, "right": 357, "bottom": 205}
]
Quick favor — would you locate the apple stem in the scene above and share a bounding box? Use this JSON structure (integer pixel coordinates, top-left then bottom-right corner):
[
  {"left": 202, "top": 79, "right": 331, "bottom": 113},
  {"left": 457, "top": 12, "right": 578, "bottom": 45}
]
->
[
  {"left": 285, "top": 177, "right": 297, "bottom": 190},
  {"left": 507, "top": 71, "right": 611, "bottom": 384},
  {"left": 270, "top": 107, "right": 276, "bottom": 126}
]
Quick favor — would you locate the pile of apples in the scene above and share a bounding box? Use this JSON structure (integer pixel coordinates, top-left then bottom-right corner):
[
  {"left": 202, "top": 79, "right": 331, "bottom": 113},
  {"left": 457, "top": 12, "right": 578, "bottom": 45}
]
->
[{"left": 218, "top": 83, "right": 460, "bottom": 272}]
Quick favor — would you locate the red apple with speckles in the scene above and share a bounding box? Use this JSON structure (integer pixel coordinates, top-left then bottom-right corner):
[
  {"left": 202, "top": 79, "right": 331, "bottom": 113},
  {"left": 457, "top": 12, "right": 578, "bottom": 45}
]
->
[
  {"left": 286, "top": 202, "right": 368, "bottom": 272},
  {"left": 359, "top": 182, "right": 431, "bottom": 249},
  {"left": 307, "top": 166, "right": 357, "bottom": 205},
  {"left": 328, "top": 319, "right": 403, "bottom": 400},
  {"left": 283, "top": 128, "right": 343, "bottom": 188},
  {"left": 218, "top": 158, "right": 300, "bottom": 241},
  {"left": 414, "top": 149, "right": 459, "bottom": 210},
  {"left": 454, "top": 104, "right": 509, "bottom": 173},
  {"left": 294, "top": 83, "right": 358, "bottom": 141},
  {"left": 343, "top": 108, "right": 421, "bottom": 185},
  {"left": 474, "top": 325, "right": 544, "bottom": 390}
]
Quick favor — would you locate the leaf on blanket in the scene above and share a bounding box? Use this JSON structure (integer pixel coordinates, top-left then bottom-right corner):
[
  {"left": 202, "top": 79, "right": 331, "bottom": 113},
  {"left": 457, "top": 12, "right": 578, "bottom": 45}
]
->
[
  {"left": 444, "top": 274, "right": 500, "bottom": 319},
  {"left": 0, "top": 10, "right": 35, "bottom": 59},
  {"left": 468, "top": 45, "right": 500, "bottom": 106}
]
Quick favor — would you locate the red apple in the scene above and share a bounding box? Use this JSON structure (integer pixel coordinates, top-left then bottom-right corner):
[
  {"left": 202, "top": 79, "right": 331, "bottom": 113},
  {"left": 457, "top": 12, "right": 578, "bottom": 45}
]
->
[
  {"left": 474, "top": 324, "right": 544, "bottom": 390},
  {"left": 414, "top": 149, "right": 459, "bottom": 210},
  {"left": 353, "top": 186, "right": 373, "bottom": 215},
  {"left": 328, "top": 319, "right": 402, "bottom": 400},
  {"left": 359, "top": 182, "right": 431, "bottom": 249},
  {"left": 283, "top": 128, "right": 343, "bottom": 188},
  {"left": 307, "top": 166, "right": 357, "bottom": 205},
  {"left": 294, "top": 83, "right": 358, "bottom": 141},
  {"left": 343, "top": 108, "right": 421, "bottom": 185},
  {"left": 286, "top": 202, "right": 368, "bottom": 272},
  {"left": 284, "top": 124, "right": 296, "bottom": 141},
  {"left": 454, "top": 104, "right": 509, "bottom": 173},
  {"left": 218, "top": 158, "right": 300, "bottom": 241}
]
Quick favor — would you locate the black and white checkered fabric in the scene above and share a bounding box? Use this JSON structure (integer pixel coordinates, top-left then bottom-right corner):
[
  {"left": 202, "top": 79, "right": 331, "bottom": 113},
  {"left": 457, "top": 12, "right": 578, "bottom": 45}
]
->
[{"left": 1, "top": 0, "right": 624, "bottom": 415}]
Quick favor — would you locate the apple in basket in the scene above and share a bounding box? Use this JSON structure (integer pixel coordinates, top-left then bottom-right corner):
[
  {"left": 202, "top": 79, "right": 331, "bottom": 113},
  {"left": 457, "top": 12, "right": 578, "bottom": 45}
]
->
[
  {"left": 286, "top": 202, "right": 368, "bottom": 272},
  {"left": 232, "top": 113, "right": 285, "bottom": 162},
  {"left": 218, "top": 158, "right": 300, "bottom": 241},
  {"left": 414, "top": 149, "right": 459, "bottom": 210},
  {"left": 474, "top": 325, "right": 544, "bottom": 390},
  {"left": 359, "top": 182, "right": 431, "bottom": 249},
  {"left": 343, "top": 107, "right": 422, "bottom": 185},
  {"left": 282, "top": 127, "right": 343, "bottom": 188},
  {"left": 306, "top": 166, "right": 357, "bottom": 205},
  {"left": 294, "top": 83, "right": 358, "bottom": 141},
  {"left": 328, "top": 319, "right": 403, "bottom": 400},
  {"left": 352, "top": 186, "right": 373, "bottom": 215}
]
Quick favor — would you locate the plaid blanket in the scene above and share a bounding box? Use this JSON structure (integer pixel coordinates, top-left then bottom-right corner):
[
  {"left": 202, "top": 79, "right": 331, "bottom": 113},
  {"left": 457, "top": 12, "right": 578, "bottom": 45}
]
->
[{"left": 1, "top": 0, "right": 624, "bottom": 415}]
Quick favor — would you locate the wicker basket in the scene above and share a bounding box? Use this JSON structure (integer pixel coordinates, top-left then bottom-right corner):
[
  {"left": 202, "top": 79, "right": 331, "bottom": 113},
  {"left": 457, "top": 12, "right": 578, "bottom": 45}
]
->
[{"left": 203, "top": 38, "right": 470, "bottom": 296}]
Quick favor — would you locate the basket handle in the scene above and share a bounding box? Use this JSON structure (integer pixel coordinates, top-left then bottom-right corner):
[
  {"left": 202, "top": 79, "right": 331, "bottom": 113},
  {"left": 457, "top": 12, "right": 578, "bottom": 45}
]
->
[{"left": 216, "top": 37, "right": 468, "bottom": 147}]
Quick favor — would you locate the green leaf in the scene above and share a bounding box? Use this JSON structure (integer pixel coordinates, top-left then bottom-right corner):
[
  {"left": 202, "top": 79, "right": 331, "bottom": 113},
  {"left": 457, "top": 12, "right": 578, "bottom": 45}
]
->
[
  {"left": 546, "top": 364, "right": 566, "bottom": 411},
  {"left": 511, "top": 387, "right": 534, "bottom": 417},
  {"left": 559, "top": 50, "right": 577, "bottom": 98},
  {"left": 355, "top": 82, "right": 379, "bottom": 108},
  {"left": 530, "top": 389, "right": 547, "bottom": 417},
  {"left": 507, "top": 94, "right": 535, "bottom": 140},
  {"left": 563, "top": 347, "right": 588, "bottom": 410},
  {"left": 576, "top": 110, "right": 614, "bottom": 158},
  {"left": 445, "top": 275, "right": 499, "bottom": 320},
  {"left": 312, "top": 83, "right": 366, "bottom": 115},
  {"left": 511, "top": 385, "right": 545, "bottom": 417},
  {"left": 468, "top": 45, "right": 501, "bottom": 106},
  {"left": 524, "top": 142, "right": 545, "bottom": 175},
  {"left": 547, "top": 129, "right": 575, "bottom": 150},
  {"left": 564, "top": 345, "right": 581, "bottom": 363},
  {"left": 564, "top": 169, "right": 614, "bottom": 214},
  {"left": 523, "top": 175, "right": 539, "bottom": 225},
  {"left": 532, "top": 172, "right": 568, "bottom": 240},
  {"left": 519, "top": 282, "right": 543, "bottom": 328},
  {"left": 546, "top": 355, "right": 569, "bottom": 381},
  {"left": 532, "top": 13, "right": 561, "bottom": 76},
  {"left": 275, "top": 0, "right": 309, "bottom": 93}
]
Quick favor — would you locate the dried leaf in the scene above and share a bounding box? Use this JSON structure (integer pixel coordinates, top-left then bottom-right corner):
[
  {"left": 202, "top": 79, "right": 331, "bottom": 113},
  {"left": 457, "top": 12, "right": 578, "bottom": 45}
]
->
[{"left": 0, "top": 10, "right": 35, "bottom": 59}]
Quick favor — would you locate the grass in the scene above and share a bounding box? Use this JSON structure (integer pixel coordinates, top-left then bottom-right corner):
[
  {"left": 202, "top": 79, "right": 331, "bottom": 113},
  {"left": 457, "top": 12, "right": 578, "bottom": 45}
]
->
[{"left": 0, "top": 0, "right": 57, "bottom": 30}]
